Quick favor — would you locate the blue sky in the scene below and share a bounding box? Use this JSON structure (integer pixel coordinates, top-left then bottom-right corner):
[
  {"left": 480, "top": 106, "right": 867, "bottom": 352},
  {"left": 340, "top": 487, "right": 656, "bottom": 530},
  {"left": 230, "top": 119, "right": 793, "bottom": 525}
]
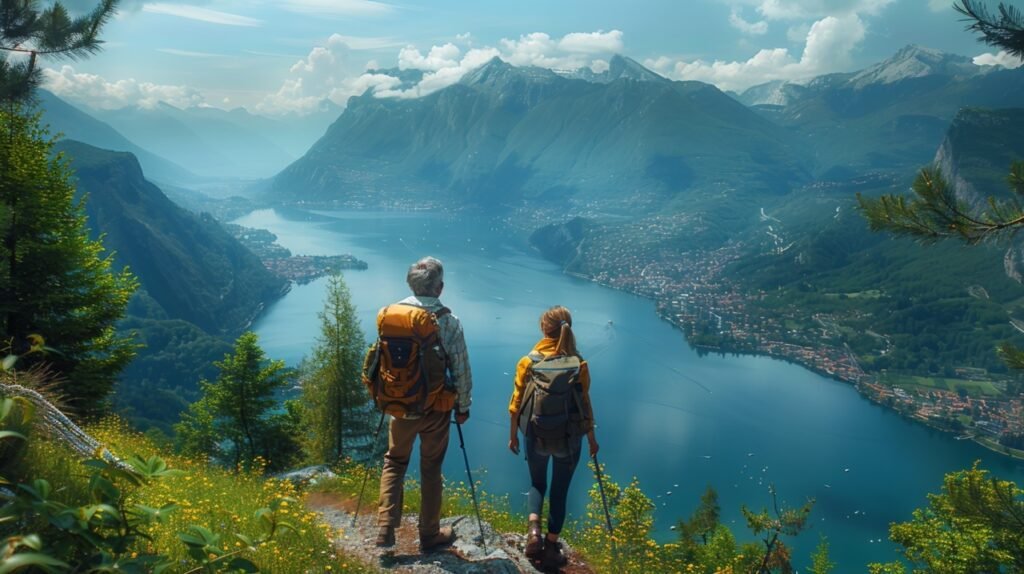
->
[{"left": 43, "top": 0, "right": 1024, "bottom": 116}]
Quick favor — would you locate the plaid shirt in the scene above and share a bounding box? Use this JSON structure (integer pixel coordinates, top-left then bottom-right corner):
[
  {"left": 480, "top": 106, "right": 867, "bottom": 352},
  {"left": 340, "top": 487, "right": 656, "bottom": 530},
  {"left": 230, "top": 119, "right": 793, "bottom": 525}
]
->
[{"left": 397, "top": 295, "right": 473, "bottom": 413}]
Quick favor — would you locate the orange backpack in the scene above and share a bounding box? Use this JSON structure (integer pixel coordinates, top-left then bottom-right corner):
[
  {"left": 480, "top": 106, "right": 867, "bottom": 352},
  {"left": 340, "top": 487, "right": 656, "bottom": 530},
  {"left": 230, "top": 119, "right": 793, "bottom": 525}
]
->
[{"left": 362, "top": 303, "right": 456, "bottom": 417}]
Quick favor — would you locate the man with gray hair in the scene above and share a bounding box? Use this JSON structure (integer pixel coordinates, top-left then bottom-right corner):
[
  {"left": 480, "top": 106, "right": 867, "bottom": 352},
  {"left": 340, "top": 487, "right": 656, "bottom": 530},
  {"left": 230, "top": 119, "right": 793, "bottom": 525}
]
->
[{"left": 375, "top": 256, "right": 473, "bottom": 551}]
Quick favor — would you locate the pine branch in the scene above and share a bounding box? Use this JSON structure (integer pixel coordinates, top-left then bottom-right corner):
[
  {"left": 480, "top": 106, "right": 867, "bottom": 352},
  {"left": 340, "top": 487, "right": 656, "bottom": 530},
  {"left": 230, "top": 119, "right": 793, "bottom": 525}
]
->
[
  {"left": 954, "top": 0, "right": 1024, "bottom": 58},
  {"left": 0, "top": 0, "right": 120, "bottom": 102},
  {"left": 857, "top": 166, "right": 1024, "bottom": 245}
]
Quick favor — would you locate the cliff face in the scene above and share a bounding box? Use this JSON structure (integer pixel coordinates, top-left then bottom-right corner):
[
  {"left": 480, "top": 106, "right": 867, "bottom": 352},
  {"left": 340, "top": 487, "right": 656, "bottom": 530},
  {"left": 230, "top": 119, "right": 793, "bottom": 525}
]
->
[
  {"left": 930, "top": 108, "right": 1024, "bottom": 284},
  {"left": 528, "top": 217, "right": 591, "bottom": 270},
  {"left": 57, "top": 140, "right": 288, "bottom": 334}
]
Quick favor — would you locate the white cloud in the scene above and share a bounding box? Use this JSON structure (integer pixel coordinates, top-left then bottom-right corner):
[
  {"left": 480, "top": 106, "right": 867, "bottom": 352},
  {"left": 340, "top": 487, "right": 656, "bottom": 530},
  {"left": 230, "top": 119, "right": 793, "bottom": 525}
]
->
[
  {"left": 260, "top": 28, "right": 626, "bottom": 112},
  {"left": 398, "top": 43, "right": 462, "bottom": 71},
  {"left": 974, "top": 50, "right": 1024, "bottom": 69},
  {"left": 752, "top": 0, "right": 893, "bottom": 19},
  {"left": 499, "top": 30, "right": 623, "bottom": 70},
  {"left": 558, "top": 30, "right": 624, "bottom": 53},
  {"left": 928, "top": 0, "right": 950, "bottom": 11},
  {"left": 500, "top": 32, "right": 561, "bottom": 67},
  {"left": 378, "top": 47, "right": 501, "bottom": 99},
  {"left": 43, "top": 65, "right": 208, "bottom": 109},
  {"left": 729, "top": 8, "right": 768, "bottom": 35},
  {"left": 257, "top": 34, "right": 411, "bottom": 114},
  {"left": 278, "top": 0, "right": 394, "bottom": 17},
  {"left": 646, "top": 13, "right": 865, "bottom": 92},
  {"left": 142, "top": 4, "right": 262, "bottom": 27}
]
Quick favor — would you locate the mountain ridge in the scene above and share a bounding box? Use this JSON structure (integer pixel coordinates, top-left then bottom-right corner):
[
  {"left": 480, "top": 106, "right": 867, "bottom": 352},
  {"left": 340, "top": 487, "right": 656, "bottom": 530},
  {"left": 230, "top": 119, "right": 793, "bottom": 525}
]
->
[
  {"left": 37, "top": 90, "right": 200, "bottom": 185},
  {"left": 271, "top": 56, "right": 807, "bottom": 208},
  {"left": 57, "top": 140, "right": 288, "bottom": 334}
]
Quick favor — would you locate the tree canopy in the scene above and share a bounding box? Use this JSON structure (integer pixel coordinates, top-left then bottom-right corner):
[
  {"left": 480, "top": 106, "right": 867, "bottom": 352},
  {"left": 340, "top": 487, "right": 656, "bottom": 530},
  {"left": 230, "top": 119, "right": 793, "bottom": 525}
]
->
[
  {"left": 0, "top": 103, "right": 137, "bottom": 416},
  {"left": 1, "top": 0, "right": 120, "bottom": 102}
]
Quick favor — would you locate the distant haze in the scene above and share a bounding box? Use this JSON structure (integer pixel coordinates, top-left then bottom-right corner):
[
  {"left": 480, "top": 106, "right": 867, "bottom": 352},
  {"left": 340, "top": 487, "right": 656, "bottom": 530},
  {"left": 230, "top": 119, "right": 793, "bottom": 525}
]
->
[{"left": 44, "top": 0, "right": 1024, "bottom": 117}]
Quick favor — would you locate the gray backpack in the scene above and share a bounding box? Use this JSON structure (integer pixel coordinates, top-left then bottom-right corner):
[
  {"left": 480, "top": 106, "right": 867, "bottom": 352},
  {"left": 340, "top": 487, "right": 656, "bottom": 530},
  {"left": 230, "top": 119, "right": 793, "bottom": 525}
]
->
[{"left": 517, "top": 352, "right": 586, "bottom": 457}]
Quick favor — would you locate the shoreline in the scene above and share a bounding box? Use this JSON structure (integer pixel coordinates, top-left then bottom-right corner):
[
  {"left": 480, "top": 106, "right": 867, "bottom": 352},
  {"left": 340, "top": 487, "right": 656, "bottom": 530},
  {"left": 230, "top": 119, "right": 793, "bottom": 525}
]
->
[
  {"left": 244, "top": 205, "right": 1024, "bottom": 464},
  {"left": 559, "top": 266, "right": 1024, "bottom": 463}
]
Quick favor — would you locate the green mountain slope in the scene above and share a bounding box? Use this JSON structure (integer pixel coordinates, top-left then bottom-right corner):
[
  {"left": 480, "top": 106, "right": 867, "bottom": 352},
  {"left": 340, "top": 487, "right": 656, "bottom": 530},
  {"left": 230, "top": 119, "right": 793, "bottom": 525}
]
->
[
  {"left": 37, "top": 90, "right": 199, "bottom": 185},
  {"left": 723, "top": 107, "right": 1024, "bottom": 377},
  {"left": 936, "top": 107, "right": 1024, "bottom": 199},
  {"left": 740, "top": 46, "right": 1024, "bottom": 177},
  {"left": 271, "top": 56, "right": 807, "bottom": 208},
  {"left": 57, "top": 140, "right": 288, "bottom": 334},
  {"left": 54, "top": 141, "right": 289, "bottom": 430}
]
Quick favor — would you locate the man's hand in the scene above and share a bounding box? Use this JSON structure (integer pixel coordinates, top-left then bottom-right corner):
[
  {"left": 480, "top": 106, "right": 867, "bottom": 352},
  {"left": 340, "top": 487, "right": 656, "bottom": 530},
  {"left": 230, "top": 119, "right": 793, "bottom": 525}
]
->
[
  {"left": 455, "top": 410, "right": 470, "bottom": 425},
  {"left": 509, "top": 435, "right": 520, "bottom": 455}
]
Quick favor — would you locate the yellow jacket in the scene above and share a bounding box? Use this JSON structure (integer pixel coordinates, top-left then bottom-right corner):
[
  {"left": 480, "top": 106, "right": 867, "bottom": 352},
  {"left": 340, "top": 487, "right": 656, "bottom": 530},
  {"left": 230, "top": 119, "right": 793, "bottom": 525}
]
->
[{"left": 508, "top": 337, "right": 594, "bottom": 431}]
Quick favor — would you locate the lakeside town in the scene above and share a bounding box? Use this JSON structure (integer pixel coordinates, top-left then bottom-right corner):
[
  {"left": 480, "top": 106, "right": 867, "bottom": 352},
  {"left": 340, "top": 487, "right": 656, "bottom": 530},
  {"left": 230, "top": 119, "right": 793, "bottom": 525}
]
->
[
  {"left": 554, "top": 217, "right": 1024, "bottom": 458},
  {"left": 225, "top": 223, "right": 368, "bottom": 284}
]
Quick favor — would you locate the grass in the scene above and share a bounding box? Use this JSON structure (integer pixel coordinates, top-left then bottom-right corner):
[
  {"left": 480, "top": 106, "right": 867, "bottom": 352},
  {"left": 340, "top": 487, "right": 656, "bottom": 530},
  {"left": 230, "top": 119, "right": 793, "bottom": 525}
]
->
[
  {"left": 974, "top": 435, "right": 1024, "bottom": 461},
  {"left": 16, "top": 418, "right": 375, "bottom": 573},
  {"left": 879, "top": 373, "right": 1003, "bottom": 397}
]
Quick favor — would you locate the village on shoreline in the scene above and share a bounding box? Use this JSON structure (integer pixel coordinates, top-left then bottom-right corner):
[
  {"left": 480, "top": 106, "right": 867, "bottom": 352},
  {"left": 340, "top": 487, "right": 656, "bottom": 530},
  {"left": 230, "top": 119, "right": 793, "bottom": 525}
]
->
[{"left": 577, "top": 236, "right": 1024, "bottom": 460}]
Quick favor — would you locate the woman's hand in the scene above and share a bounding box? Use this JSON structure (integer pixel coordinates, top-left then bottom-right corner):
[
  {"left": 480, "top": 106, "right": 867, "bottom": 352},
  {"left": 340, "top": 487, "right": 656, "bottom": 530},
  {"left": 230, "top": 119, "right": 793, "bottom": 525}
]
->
[
  {"left": 588, "top": 435, "right": 599, "bottom": 457},
  {"left": 509, "top": 435, "right": 520, "bottom": 455}
]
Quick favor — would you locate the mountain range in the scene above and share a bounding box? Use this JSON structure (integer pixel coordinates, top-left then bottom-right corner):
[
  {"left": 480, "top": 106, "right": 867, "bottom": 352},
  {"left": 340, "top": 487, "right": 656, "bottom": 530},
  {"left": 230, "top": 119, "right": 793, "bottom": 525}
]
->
[
  {"left": 90, "top": 101, "right": 340, "bottom": 179},
  {"left": 737, "top": 45, "right": 1024, "bottom": 178},
  {"left": 54, "top": 140, "right": 288, "bottom": 430},
  {"left": 270, "top": 55, "right": 808, "bottom": 208},
  {"left": 58, "top": 140, "right": 287, "bottom": 334},
  {"left": 270, "top": 47, "right": 1024, "bottom": 213},
  {"left": 37, "top": 90, "right": 342, "bottom": 182},
  {"left": 37, "top": 90, "right": 199, "bottom": 185}
]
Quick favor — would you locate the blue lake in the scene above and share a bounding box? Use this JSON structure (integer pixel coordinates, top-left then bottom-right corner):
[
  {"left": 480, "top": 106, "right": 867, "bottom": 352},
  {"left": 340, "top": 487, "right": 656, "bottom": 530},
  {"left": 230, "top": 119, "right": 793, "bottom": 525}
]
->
[{"left": 235, "top": 207, "right": 1024, "bottom": 572}]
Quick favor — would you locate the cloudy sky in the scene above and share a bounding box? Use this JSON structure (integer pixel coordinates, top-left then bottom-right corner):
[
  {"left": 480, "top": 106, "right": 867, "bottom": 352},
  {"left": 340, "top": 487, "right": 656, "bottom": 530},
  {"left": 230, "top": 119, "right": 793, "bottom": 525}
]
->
[{"left": 42, "top": 0, "right": 1024, "bottom": 116}]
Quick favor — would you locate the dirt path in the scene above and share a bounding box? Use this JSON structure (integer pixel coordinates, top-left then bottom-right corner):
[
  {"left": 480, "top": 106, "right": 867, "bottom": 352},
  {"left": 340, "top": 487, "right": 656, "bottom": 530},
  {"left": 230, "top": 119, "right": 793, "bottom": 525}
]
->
[{"left": 306, "top": 492, "right": 596, "bottom": 574}]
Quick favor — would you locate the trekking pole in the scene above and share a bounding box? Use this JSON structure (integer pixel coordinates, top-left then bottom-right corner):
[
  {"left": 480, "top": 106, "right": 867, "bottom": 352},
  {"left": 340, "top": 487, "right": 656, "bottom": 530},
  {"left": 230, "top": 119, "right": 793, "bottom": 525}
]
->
[
  {"left": 352, "top": 410, "right": 387, "bottom": 527},
  {"left": 592, "top": 453, "right": 616, "bottom": 549},
  {"left": 454, "top": 417, "right": 488, "bottom": 554}
]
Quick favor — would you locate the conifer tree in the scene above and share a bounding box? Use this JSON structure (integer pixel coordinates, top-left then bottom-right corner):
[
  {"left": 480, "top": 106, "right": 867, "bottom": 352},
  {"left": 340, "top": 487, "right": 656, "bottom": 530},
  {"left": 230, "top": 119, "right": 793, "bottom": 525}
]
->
[
  {"left": 176, "top": 332, "right": 295, "bottom": 469},
  {"left": 300, "top": 273, "right": 379, "bottom": 464},
  {"left": 1, "top": 0, "right": 120, "bottom": 103},
  {"left": 0, "top": 102, "right": 137, "bottom": 416},
  {"left": 0, "top": 1, "right": 129, "bottom": 416}
]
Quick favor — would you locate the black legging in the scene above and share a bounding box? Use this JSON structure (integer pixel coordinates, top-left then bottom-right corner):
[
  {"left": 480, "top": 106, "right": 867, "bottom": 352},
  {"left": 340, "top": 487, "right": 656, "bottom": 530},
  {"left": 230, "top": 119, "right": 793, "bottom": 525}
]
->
[{"left": 525, "top": 434, "right": 582, "bottom": 534}]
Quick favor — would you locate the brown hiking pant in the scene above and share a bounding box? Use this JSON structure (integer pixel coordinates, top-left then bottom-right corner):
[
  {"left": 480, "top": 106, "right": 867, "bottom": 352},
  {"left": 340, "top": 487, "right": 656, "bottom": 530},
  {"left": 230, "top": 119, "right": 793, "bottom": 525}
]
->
[{"left": 377, "top": 409, "right": 451, "bottom": 537}]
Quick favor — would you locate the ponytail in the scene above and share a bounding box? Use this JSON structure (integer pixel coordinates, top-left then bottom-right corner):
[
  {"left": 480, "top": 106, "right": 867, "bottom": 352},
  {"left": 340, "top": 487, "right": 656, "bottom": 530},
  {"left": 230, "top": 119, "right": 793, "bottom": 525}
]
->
[{"left": 540, "top": 306, "right": 580, "bottom": 358}]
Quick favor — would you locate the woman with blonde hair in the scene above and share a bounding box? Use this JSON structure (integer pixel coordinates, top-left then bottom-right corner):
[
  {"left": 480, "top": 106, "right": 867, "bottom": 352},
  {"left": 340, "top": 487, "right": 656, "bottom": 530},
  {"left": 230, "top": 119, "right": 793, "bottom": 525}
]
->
[{"left": 508, "top": 306, "right": 598, "bottom": 569}]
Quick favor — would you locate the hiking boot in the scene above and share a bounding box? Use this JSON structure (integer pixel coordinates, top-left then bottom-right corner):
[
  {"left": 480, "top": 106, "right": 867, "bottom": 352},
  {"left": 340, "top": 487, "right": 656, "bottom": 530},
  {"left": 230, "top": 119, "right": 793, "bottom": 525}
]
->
[
  {"left": 524, "top": 520, "right": 543, "bottom": 559},
  {"left": 542, "top": 538, "right": 567, "bottom": 570},
  {"left": 375, "top": 525, "right": 395, "bottom": 548},
  {"left": 419, "top": 526, "right": 455, "bottom": 552}
]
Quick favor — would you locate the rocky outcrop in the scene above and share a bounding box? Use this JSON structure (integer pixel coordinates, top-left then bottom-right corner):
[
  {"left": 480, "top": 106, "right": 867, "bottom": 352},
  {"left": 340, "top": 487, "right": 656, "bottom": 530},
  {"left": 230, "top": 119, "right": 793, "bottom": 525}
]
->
[
  {"left": 307, "top": 492, "right": 594, "bottom": 574},
  {"left": 529, "top": 218, "right": 591, "bottom": 270}
]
